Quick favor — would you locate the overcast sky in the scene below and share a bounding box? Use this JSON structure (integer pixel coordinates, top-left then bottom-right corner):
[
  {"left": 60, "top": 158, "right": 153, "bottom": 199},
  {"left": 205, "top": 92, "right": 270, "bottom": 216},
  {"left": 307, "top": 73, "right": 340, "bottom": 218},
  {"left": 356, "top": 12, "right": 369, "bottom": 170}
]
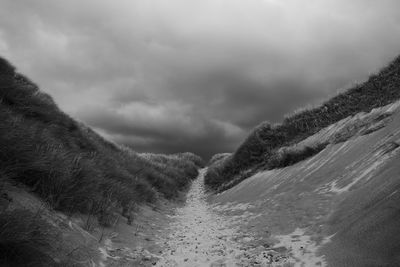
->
[{"left": 1, "top": 0, "right": 400, "bottom": 158}]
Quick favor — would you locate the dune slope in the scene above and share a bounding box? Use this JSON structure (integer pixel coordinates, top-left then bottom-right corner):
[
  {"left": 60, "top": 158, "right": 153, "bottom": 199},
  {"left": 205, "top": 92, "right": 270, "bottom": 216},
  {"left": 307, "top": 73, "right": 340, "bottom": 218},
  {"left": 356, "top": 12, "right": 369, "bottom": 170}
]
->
[
  {"left": 0, "top": 56, "right": 203, "bottom": 266},
  {"left": 209, "top": 100, "right": 400, "bottom": 266}
]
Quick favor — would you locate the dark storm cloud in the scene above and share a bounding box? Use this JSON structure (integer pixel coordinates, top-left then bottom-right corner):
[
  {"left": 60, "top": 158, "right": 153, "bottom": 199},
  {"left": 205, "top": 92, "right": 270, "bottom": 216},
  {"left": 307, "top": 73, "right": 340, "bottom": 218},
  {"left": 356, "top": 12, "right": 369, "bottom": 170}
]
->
[{"left": 1, "top": 0, "right": 400, "bottom": 158}]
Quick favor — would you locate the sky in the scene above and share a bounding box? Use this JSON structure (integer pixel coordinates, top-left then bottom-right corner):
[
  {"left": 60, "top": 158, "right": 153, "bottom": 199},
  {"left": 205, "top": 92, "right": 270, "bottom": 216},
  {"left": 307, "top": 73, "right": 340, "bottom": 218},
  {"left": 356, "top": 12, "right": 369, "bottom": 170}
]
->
[{"left": 1, "top": 0, "right": 400, "bottom": 159}]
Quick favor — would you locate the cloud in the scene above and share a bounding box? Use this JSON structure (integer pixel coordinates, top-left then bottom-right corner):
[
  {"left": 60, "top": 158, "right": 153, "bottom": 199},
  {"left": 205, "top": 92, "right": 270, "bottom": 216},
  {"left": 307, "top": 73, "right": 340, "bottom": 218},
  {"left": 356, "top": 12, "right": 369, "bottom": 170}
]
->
[
  {"left": 81, "top": 101, "right": 244, "bottom": 156},
  {"left": 1, "top": 0, "right": 400, "bottom": 158}
]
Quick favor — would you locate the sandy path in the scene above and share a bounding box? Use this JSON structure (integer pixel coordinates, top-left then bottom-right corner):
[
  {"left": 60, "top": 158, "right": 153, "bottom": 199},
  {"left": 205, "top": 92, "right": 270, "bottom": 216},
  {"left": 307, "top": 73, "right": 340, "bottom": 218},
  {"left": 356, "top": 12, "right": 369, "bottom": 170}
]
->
[
  {"left": 100, "top": 168, "right": 330, "bottom": 267},
  {"left": 155, "top": 169, "right": 242, "bottom": 267}
]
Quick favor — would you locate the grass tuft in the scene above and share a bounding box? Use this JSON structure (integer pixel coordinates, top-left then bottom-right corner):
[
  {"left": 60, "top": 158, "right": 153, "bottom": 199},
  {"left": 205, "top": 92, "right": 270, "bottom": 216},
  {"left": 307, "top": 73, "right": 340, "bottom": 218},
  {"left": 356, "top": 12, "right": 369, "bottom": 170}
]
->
[{"left": 0, "top": 210, "right": 59, "bottom": 267}]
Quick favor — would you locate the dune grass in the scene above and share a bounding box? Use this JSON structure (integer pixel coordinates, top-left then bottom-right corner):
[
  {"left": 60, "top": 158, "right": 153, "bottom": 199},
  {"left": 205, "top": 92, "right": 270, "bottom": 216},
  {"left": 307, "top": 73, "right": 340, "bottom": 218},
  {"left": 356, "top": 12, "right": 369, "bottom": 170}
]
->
[
  {"left": 265, "top": 143, "right": 327, "bottom": 170},
  {"left": 0, "top": 210, "right": 60, "bottom": 267},
  {"left": 0, "top": 57, "right": 204, "bottom": 226},
  {"left": 205, "top": 54, "right": 400, "bottom": 191}
]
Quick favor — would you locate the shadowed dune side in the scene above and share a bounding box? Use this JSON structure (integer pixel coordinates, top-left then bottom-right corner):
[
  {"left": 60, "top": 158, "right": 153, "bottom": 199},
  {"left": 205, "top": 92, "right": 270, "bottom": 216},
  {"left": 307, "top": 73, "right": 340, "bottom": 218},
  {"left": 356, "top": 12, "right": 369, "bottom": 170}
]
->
[{"left": 0, "top": 56, "right": 204, "bottom": 266}]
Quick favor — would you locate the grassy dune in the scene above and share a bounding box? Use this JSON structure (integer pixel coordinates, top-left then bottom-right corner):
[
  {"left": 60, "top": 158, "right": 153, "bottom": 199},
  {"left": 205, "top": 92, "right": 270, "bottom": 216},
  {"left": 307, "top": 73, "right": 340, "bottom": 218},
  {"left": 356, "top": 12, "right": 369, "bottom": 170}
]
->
[
  {"left": 211, "top": 102, "right": 400, "bottom": 266},
  {"left": 205, "top": 54, "right": 400, "bottom": 191},
  {"left": 0, "top": 57, "right": 203, "bottom": 265}
]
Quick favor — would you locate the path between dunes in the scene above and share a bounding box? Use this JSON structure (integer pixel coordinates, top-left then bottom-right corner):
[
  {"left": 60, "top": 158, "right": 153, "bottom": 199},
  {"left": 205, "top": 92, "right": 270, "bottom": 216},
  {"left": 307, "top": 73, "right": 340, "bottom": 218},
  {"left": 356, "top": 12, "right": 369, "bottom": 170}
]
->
[
  {"left": 155, "top": 168, "right": 284, "bottom": 267},
  {"left": 156, "top": 168, "right": 242, "bottom": 266},
  {"left": 102, "top": 168, "right": 326, "bottom": 266}
]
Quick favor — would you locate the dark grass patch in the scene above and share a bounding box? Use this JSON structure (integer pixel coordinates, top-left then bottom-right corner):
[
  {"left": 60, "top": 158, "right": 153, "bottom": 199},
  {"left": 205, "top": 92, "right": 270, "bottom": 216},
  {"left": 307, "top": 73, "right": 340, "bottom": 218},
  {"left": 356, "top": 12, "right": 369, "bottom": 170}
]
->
[
  {"left": 0, "top": 210, "right": 60, "bottom": 267},
  {"left": 265, "top": 143, "right": 328, "bottom": 170}
]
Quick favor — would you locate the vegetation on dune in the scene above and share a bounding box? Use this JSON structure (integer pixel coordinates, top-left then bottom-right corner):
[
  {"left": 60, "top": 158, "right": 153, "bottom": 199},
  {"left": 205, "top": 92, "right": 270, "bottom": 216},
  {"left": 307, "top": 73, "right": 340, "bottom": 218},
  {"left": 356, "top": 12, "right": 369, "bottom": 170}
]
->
[
  {"left": 0, "top": 57, "right": 204, "bottom": 227},
  {"left": 139, "top": 152, "right": 204, "bottom": 198},
  {"left": 0, "top": 210, "right": 60, "bottom": 267},
  {"left": 208, "top": 153, "right": 231, "bottom": 166},
  {"left": 174, "top": 152, "right": 206, "bottom": 168},
  {"left": 205, "top": 54, "right": 400, "bottom": 191},
  {"left": 265, "top": 143, "right": 328, "bottom": 170}
]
